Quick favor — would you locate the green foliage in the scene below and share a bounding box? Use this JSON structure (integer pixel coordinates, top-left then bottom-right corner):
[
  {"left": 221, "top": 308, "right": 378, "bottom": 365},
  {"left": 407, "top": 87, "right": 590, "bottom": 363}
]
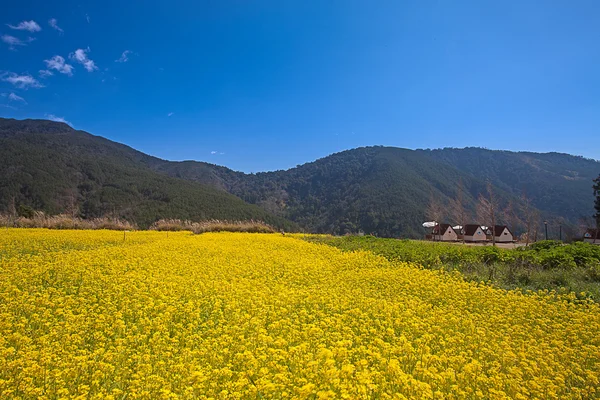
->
[
  {"left": 527, "top": 240, "right": 563, "bottom": 251},
  {"left": 306, "top": 235, "right": 600, "bottom": 300},
  {"left": 17, "top": 204, "right": 34, "bottom": 218}
]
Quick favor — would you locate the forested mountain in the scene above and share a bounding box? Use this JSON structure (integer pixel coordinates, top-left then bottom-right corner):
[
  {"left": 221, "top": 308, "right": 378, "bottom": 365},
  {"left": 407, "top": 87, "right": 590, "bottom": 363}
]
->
[
  {"left": 1, "top": 118, "right": 598, "bottom": 237},
  {"left": 421, "top": 148, "right": 599, "bottom": 224},
  {"left": 0, "top": 118, "right": 295, "bottom": 229},
  {"left": 153, "top": 147, "right": 598, "bottom": 238}
]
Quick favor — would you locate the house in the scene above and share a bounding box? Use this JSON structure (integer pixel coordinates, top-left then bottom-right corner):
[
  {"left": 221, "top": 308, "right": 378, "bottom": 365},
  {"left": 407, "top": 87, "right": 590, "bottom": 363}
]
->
[
  {"left": 463, "top": 224, "right": 487, "bottom": 242},
  {"left": 584, "top": 229, "right": 600, "bottom": 244},
  {"left": 432, "top": 224, "right": 458, "bottom": 242},
  {"left": 493, "top": 225, "right": 514, "bottom": 243}
]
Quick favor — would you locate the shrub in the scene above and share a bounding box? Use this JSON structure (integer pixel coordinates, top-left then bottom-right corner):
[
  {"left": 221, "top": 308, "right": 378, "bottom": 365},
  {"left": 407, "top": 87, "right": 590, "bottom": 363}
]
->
[{"left": 529, "top": 240, "right": 563, "bottom": 252}]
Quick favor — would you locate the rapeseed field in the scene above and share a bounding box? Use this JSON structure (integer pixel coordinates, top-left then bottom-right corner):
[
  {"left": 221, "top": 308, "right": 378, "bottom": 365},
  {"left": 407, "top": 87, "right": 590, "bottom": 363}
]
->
[{"left": 0, "top": 229, "right": 599, "bottom": 399}]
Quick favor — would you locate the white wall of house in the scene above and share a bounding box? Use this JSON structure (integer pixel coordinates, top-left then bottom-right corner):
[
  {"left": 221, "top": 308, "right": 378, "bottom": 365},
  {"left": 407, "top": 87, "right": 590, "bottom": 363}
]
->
[
  {"left": 464, "top": 227, "right": 486, "bottom": 242},
  {"left": 495, "top": 227, "right": 514, "bottom": 243},
  {"left": 584, "top": 238, "right": 600, "bottom": 244},
  {"left": 434, "top": 227, "right": 458, "bottom": 241}
]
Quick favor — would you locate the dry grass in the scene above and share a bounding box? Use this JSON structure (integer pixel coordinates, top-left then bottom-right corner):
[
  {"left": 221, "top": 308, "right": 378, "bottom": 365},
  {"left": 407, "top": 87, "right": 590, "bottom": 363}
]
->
[
  {"left": 150, "top": 219, "right": 277, "bottom": 234},
  {"left": 0, "top": 212, "right": 136, "bottom": 231},
  {"left": 148, "top": 219, "right": 197, "bottom": 232}
]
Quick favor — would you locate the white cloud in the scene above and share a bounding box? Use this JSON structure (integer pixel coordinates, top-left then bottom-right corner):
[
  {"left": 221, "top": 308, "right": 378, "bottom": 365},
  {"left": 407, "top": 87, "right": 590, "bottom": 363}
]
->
[
  {"left": 69, "top": 48, "right": 97, "bottom": 72},
  {"left": 210, "top": 151, "right": 225, "bottom": 155},
  {"left": 45, "top": 113, "right": 73, "bottom": 127},
  {"left": 211, "top": 151, "right": 217, "bottom": 154},
  {"left": 7, "top": 20, "right": 41, "bottom": 32},
  {"left": 115, "top": 50, "right": 132, "bottom": 63},
  {"left": 1, "top": 35, "right": 26, "bottom": 49},
  {"left": 167, "top": 112, "right": 174, "bottom": 117},
  {"left": 85, "top": 14, "right": 90, "bottom": 23},
  {"left": 44, "top": 55, "right": 74, "bottom": 76},
  {"left": 1, "top": 72, "right": 44, "bottom": 89},
  {"left": 39, "top": 69, "right": 54, "bottom": 78},
  {"left": 7, "top": 93, "right": 26, "bottom": 103},
  {"left": 48, "top": 18, "right": 63, "bottom": 33}
]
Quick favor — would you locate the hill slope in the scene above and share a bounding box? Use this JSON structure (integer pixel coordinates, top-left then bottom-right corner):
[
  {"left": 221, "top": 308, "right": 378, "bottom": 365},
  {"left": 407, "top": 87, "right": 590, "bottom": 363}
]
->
[
  {"left": 2, "top": 118, "right": 598, "bottom": 238},
  {"left": 422, "top": 148, "right": 599, "bottom": 223},
  {"left": 0, "top": 118, "right": 295, "bottom": 229},
  {"left": 151, "top": 147, "right": 599, "bottom": 238}
]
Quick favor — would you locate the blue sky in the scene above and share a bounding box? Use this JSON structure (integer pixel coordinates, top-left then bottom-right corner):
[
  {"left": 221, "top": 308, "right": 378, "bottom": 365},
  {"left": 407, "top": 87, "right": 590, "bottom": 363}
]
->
[{"left": 1, "top": 1, "right": 599, "bottom": 172}]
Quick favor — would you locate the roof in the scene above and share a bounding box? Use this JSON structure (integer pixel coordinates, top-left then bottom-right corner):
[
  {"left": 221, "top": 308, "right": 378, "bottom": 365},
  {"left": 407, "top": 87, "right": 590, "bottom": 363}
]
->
[
  {"left": 463, "top": 224, "right": 483, "bottom": 236},
  {"left": 584, "top": 229, "right": 599, "bottom": 238},
  {"left": 433, "top": 224, "right": 453, "bottom": 234},
  {"left": 493, "top": 225, "right": 513, "bottom": 236}
]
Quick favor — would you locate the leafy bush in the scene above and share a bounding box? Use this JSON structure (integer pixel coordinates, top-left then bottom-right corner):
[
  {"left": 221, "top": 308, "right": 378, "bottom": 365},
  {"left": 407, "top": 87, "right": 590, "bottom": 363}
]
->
[
  {"left": 528, "top": 240, "right": 563, "bottom": 251},
  {"left": 539, "top": 251, "right": 577, "bottom": 270}
]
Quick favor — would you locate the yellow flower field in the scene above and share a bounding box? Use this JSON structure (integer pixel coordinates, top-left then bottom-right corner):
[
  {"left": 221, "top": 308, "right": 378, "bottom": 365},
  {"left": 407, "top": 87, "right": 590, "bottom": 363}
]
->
[{"left": 1, "top": 229, "right": 599, "bottom": 399}]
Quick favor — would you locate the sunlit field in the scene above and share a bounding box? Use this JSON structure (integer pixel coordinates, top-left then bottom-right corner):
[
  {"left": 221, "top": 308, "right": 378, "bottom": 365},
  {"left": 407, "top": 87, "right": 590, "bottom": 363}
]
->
[{"left": 1, "top": 229, "right": 599, "bottom": 399}]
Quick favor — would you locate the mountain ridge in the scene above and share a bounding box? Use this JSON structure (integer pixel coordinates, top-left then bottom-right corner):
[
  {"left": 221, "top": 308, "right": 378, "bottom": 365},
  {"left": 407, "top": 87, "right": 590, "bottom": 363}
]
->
[{"left": 1, "top": 117, "right": 598, "bottom": 238}]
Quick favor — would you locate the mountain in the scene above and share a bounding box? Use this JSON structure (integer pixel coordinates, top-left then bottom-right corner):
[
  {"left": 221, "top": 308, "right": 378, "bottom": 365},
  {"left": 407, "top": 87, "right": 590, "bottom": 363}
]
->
[
  {"left": 2, "top": 117, "right": 599, "bottom": 238},
  {"left": 152, "top": 146, "right": 599, "bottom": 238},
  {"left": 421, "top": 148, "right": 599, "bottom": 224},
  {"left": 0, "top": 118, "right": 296, "bottom": 229}
]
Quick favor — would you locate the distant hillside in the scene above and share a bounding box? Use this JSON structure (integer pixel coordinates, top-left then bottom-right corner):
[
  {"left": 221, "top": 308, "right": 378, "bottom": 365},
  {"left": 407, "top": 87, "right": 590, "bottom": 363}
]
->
[
  {"left": 2, "top": 118, "right": 598, "bottom": 238},
  {"left": 153, "top": 147, "right": 589, "bottom": 238},
  {"left": 421, "top": 148, "right": 599, "bottom": 224},
  {"left": 0, "top": 118, "right": 296, "bottom": 229}
]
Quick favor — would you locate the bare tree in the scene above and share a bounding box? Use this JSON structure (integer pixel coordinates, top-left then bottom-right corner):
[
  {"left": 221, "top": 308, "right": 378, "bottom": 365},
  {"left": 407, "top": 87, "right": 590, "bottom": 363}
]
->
[
  {"left": 521, "top": 190, "right": 534, "bottom": 245},
  {"left": 7, "top": 196, "right": 17, "bottom": 227},
  {"left": 426, "top": 191, "right": 444, "bottom": 241},
  {"left": 477, "top": 182, "right": 498, "bottom": 246},
  {"left": 503, "top": 200, "right": 520, "bottom": 238},
  {"left": 531, "top": 210, "right": 541, "bottom": 242},
  {"left": 64, "top": 189, "right": 79, "bottom": 218},
  {"left": 450, "top": 178, "right": 468, "bottom": 242},
  {"left": 594, "top": 174, "right": 600, "bottom": 242}
]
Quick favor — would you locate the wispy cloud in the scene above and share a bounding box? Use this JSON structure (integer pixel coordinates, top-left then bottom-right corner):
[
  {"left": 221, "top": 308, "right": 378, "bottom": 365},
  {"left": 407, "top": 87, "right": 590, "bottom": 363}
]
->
[
  {"left": 1, "top": 35, "right": 26, "bottom": 50},
  {"left": 1, "top": 72, "right": 44, "bottom": 89},
  {"left": 5, "top": 92, "right": 27, "bottom": 103},
  {"left": 69, "top": 48, "right": 97, "bottom": 72},
  {"left": 44, "top": 55, "right": 74, "bottom": 76},
  {"left": 167, "top": 112, "right": 174, "bottom": 117},
  {"left": 115, "top": 50, "right": 132, "bottom": 63},
  {"left": 210, "top": 151, "right": 225, "bottom": 155},
  {"left": 7, "top": 20, "right": 41, "bottom": 32},
  {"left": 85, "top": 14, "right": 90, "bottom": 23},
  {"left": 39, "top": 69, "right": 54, "bottom": 78},
  {"left": 48, "top": 18, "right": 63, "bottom": 33},
  {"left": 45, "top": 113, "right": 73, "bottom": 127}
]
